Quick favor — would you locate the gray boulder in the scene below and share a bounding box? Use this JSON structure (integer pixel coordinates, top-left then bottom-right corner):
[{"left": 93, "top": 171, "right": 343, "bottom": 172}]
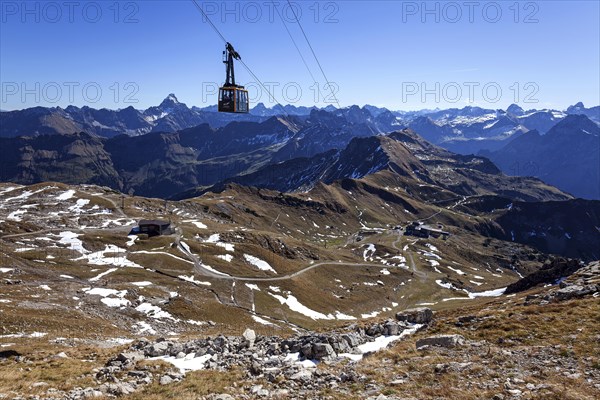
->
[
  {"left": 329, "top": 337, "right": 351, "bottom": 353},
  {"left": 210, "top": 395, "right": 235, "bottom": 400},
  {"left": 366, "top": 323, "right": 383, "bottom": 337},
  {"left": 396, "top": 307, "right": 433, "bottom": 324},
  {"left": 300, "top": 343, "right": 313, "bottom": 359},
  {"left": 100, "top": 382, "right": 136, "bottom": 396},
  {"left": 383, "top": 321, "right": 402, "bottom": 336},
  {"left": 290, "top": 369, "right": 313, "bottom": 382},
  {"left": 341, "top": 333, "right": 363, "bottom": 347},
  {"left": 145, "top": 341, "right": 170, "bottom": 357},
  {"left": 117, "top": 351, "right": 145, "bottom": 364},
  {"left": 416, "top": 334, "right": 465, "bottom": 349},
  {"left": 312, "top": 343, "right": 336, "bottom": 360},
  {"left": 243, "top": 328, "right": 257, "bottom": 349},
  {"left": 555, "top": 284, "right": 597, "bottom": 301}
]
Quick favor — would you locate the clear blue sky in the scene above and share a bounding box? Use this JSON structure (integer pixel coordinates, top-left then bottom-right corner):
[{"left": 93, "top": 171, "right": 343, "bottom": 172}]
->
[{"left": 1, "top": 1, "right": 599, "bottom": 111}]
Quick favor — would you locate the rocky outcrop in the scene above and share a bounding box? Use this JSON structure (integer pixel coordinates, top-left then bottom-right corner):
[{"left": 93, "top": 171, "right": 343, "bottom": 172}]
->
[
  {"left": 395, "top": 307, "right": 433, "bottom": 325},
  {"left": 416, "top": 335, "right": 465, "bottom": 349},
  {"left": 505, "top": 258, "right": 583, "bottom": 294},
  {"left": 524, "top": 262, "right": 599, "bottom": 305},
  {"left": 85, "top": 310, "right": 434, "bottom": 397}
]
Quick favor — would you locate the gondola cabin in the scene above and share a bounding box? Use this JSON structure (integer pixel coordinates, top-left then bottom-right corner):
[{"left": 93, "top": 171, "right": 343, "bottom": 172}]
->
[
  {"left": 218, "top": 86, "right": 249, "bottom": 113},
  {"left": 218, "top": 42, "right": 249, "bottom": 113}
]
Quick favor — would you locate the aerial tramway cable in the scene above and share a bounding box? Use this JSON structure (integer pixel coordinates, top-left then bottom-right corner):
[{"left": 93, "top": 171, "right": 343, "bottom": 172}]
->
[
  {"left": 284, "top": 0, "right": 341, "bottom": 109},
  {"left": 191, "top": 0, "right": 227, "bottom": 44},
  {"left": 190, "top": 0, "right": 289, "bottom": 116},
  {"left": 271, "top": 0, "right": 323, "bottom": 103}
]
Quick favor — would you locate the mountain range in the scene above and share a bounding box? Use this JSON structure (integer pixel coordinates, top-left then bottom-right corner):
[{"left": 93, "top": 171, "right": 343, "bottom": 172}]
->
[
  {"left": 1, "top": 98, "right": 599, "bottom": 400},
  {"left": 2, "top": 95, "right": 598, "bottom": 154},
  {"left": 1, "top": 96, "right": 599, "bottom": 199}
]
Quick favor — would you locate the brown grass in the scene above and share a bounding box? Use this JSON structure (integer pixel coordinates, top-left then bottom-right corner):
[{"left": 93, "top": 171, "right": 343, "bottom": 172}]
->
[
  {"left": 348, "top": 295, "right": 600, "bottom": 400},
  {"left": 0, "top": 343, "right": 123, "bottom": 397},
  {"left": 127, "top": 368, "right": 244, "bottom": 400}
]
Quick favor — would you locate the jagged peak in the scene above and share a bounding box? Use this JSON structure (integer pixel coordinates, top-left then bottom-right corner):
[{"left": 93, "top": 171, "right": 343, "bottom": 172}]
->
[
  {"left": 507, "top": 103, "right": 525, "bottom": 115},
  {"left": 158, "top": 93, "right": 182, "bottom": 109}
]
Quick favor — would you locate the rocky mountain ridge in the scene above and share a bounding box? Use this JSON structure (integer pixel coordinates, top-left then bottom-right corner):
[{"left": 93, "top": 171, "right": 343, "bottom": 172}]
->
[{"left": 2, "top": 96, "right": 598, "bottom": 154}]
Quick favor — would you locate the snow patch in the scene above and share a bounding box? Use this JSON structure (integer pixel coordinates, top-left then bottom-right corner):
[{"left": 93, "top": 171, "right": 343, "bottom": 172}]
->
[
  {"left": 89, "top": 268, "right": 117, "bottom": 282},
  {"left": 132, "top": 281, "right": 152, "bottom": 287},
  {"left": 363, "top": 244, "right": 376, "bottom": 261},
  {"left": 136, "top": 302, "right": 178, "bottom": 321},
  {"left": 150, "top": 354, "right": 211, "bottom": 373},
  {"left": 269, "top": 293, "right": 334, "bottom": 320},
  {"left": 217, "top": 254, "right": 233, "bottom": 262},
  {"left": 136, "top": 321, "right": 156, "bottom": 335},
  {"left": 427, "top": 259, "right": 440, "bottom": 267},
  {"left": 244, "top": 254, "right": 277, "bottom": 274},
  {"left": 340, "top": 324, "right": 423, "bottom": 361},
  {"left": 447, "top": 266, "right": 466, "bottom": 275},
  {"left": 184, "top": 220, "right": 207, "bottom": 229},
  {"left": 56, "top": 190, "right": 76, "bottom": 200},
  {"left": 252, "top": 315, "right": 275, "bottom": 326},
  {"left": 178, "top": 275, "right": 211, "bottom": 286},
  {"left": 126, "top": 235, "right": 138, "bottom": 247},
  {"left": 68, "top": 199, "right": 90, "bottom": 213},
  {"left": 334, "top": 311, "right": 356, "bottom": 320}
]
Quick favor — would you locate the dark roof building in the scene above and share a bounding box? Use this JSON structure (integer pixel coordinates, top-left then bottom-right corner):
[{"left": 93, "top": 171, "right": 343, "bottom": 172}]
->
[
  {"left": 138, "top": 220, "right": 173, "bottom": 236},
  {"left": 405, "top": 222, "right": 450, "bottom": 240}
]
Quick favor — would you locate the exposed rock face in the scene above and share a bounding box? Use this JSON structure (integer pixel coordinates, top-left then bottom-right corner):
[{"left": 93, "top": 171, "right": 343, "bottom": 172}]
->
[
  {"left": 312, "top": 343, "right": 336, "bottom": 360},
  {"left": 84, "top": 314, "right": 432, "bottom": 397},
  {"left": 523, "top": 261, "right": 600, "bottom": 305},
  {"left": 396, "top": 307, "right": 433, "bottom": 325},
  {"left": 145, "top": 341, "right": 170, "bottom": 357},
  {"left": 555, "top": 284, "right": 598, "bottom": 300},
  {"left": 416, "top": 335, "right": 466, "bottom": 349},
  {"left": 505, "top": 258, "right": 583, "bottom": 294}
]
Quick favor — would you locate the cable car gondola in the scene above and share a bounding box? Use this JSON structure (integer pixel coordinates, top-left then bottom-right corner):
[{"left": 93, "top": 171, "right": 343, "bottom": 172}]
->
[{"left": 218, "top": 42, "right": 249, "bottom": 113}]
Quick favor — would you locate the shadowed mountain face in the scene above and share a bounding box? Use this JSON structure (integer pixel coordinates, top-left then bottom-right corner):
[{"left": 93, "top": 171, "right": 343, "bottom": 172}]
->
[
  {"left": 186, "top": 129, "right": 569, "bottom": 204},
  {"left": 493, "top": 199, "right": 600, "bottom": 261},
  {"left": 0, "top": 117, "right": 306, "bottom": 198},
  {"left": 0, "top": 110, "right": 395, "bottom": 198},
  {"left": 0, "top": 132, "right": 122, "bottom": 188},
  {"left": 483, "top": 115, "right": 600, "bottom": 200}
]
